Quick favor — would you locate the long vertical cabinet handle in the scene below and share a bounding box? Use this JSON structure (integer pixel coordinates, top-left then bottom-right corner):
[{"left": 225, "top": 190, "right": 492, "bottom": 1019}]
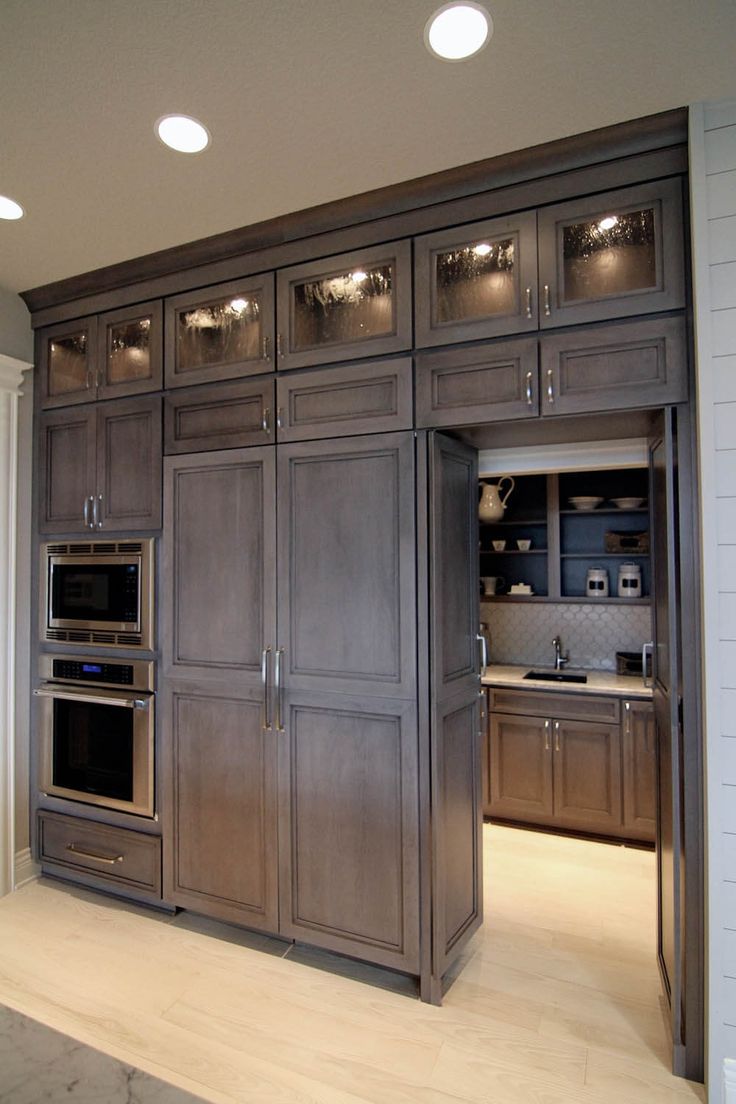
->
[
  {"left": 83, "top": 496, "right": 91, "bottom": 529},
  {"left": 261, "top": 648, "right": 272, "bottom": 731},
  {"left": 274, "top": 648, "right": 285, "bottom": 732},
  {"left": 543, "top": 284, "right": 551, "bottom": 317},
  {"left": 476, "top": 632, "right": 488, "bottom": 676},
  {"left": 642, "top": 641, "right": 654, "bottom": 688},
  {"left": 525, "top": 287, "right": 532, "bottom": 319},
  {"left": 525, "top": 371, "right": 533, "bottom": 407},
  {"left": 554, "top": 720, "right": 560, "bottom": 752},
  {"left": 262, "top": 335, "right": 271, "bottom": 362},
  {"left": 261, "top": 408, "right": 271, "bottom": 434},
  {"left": 546, "top": 368, "right": 555, "bottom": 405},
  {"left": 94, "top": 494, "right": 103, "bottom": 529},
  {"left": 624, "top": 700, "right": 631, "bottom": 738},
  {"left": 544, "top": 719, "right": 551, "bottom": 752}
]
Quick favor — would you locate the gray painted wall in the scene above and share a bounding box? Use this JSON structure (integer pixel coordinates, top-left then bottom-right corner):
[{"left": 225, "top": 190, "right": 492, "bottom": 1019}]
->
[{"left": 690, "top": 99, "right": 736, "bottom": 1099}]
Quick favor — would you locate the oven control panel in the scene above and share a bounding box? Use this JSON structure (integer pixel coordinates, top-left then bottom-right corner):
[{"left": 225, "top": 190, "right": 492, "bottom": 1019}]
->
[
  {"left": 52, "top": 660, "right": 134, "bottom": 685},
  {"left": 40, "top": 654, "right": 155, "bottom": 693}
]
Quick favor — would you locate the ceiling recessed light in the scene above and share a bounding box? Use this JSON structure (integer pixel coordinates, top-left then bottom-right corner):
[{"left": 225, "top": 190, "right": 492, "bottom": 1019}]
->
[
  {"left": 425, "top": 2, "right": 492, "bottom": 61},
  {"left": 0, "top": 195, "right": 24, "bottom": 220},
  {"left": 155, "top": 114, "right": 210, "bottom": 154}
]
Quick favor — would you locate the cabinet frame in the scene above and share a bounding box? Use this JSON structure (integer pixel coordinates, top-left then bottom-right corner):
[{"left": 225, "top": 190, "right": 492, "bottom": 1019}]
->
[
  {"left": 39, "top": 315, "right": 99, "bottom": 409},
  {"left": 416, "top": 337, "right": 539, "bottom": 428},
  {"left": 97, "top": 300, "right": 163, "bottom": 400}
]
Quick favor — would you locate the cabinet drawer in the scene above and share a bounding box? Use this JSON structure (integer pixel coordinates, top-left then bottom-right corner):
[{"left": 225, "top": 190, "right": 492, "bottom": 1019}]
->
[
  {"left": 164, "top": 378, "right": 275, "bottom": 453},
  {"left": 39, "top": 812, "right": 161, "bottom": 896},
  {"left": 488, "top": 687, "right": 620, "bottom": 724},
  {"left": 416, "top": 338, "right": 538, "bottom": 428},
  {"left": 540, "top": 315, "right": 687, "bottom": 416},
  {"left": 276, "top": 358, "right": 412, "bottom": 441}
]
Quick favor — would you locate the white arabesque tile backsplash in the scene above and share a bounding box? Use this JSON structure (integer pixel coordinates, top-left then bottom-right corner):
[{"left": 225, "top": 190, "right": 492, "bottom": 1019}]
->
[{"left": 482, "top": 601, "right": 652, "bottom": 670}]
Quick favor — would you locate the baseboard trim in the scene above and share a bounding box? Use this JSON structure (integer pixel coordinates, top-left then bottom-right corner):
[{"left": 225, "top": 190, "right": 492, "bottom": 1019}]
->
[
  {"left": 724, "top": 1059, "right": 736, "bottom": 1103},
  {"left": 14, "top": 848, "right": 40, "bottom": 889}
]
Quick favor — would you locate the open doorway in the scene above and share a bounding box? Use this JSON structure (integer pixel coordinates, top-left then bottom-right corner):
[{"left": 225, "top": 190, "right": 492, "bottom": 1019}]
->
[{"left": 440, "top": 406, "right": 703, "bottom": 1083}]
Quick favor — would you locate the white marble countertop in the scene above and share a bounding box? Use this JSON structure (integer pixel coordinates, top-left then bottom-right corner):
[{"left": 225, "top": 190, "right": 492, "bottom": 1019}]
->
[{"left": 481, "top": 664, "right": 652, "bottom": 699}]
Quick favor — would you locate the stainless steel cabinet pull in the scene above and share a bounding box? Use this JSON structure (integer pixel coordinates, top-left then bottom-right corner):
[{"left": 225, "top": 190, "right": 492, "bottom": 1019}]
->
[
  {"left": 476, "top": 632, "right": 488, "bottom": 675},
  {"left": 546, "top": 368, "right": 554, "bottom": 404},
  {"left": 276, "top": 408, "right": 283, "bottom": 431},
  {"left": 262, "top": 408, "right": 270, "bottom": 433},
  {"left": 261, "top": 648, "right": 272, "bottom": 731},
  {"left": 262, "top": 335, "right": 271, "bottom": 361},
  {"left": 525, "top": 371, "right": 533, "bottom": 406},
  {"left": 86, "top": 366, "right": 94, "bottom": 391},
  {"left": 67, "top": 844, "right": 123, "bottom": 865},
  {"left": 276, "top": 333, "right": 283, "bottom": 359},
  {"left": 554, "top": 720, "right": 560, "bottom": 752},
  {"left": 525, "top": 287, "right": 532, "bottom": 319},
  {"left": 544, "top": 719, "right": 551, "bottom": 752},
  {"left": 274, "top": 648, "right": 285, "bottom": 732},
  {"left": 624, "top": 700, "right": 631, "bottom": 738},
  {"left": 83, "top": 496, "right": 91, "bottom": 528},
  {"left": 92, "top": 494, "right": 103, "bottom": 529},
  {"left": 543, "top": 284, "right": 551, "bottom": 316}
]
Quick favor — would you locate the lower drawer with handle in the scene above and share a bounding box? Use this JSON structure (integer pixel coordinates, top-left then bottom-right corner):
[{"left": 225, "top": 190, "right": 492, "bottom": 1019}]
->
[{"left": 38, "top": 812, "right": 162, "bottom": 900}]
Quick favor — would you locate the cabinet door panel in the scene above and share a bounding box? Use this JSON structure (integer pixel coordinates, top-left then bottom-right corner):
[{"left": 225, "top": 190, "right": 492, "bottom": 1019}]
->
[
  {"left": 276, "top": 358, "right": 412, "bottom": 442},
  {"left": 541, "top": 316, "right": 687, "bottom": 416},
  {"left": 39, "top": 317, "right": 98, "bottom": 409},
  {"left": 416, "top": 338, "right": 538, "bottom": 428},
  {"left": 163, "top": 448, "right": 276, "bottom": 684},
  {"left": 489, "top": 713, "right": 554, "bottom": 821},
  {"left": 277, "top": 241, "right": 412, "bottom": 370},
  {"left": 278, "top": 433, "right": 415, "bottom": 698},
  {"left": 163, "top": 684, "right": 278, "bottom": 930},
  {"left": 98, "top": 301, "right": 163, "bottom": 399},
  {"left": 164, "top": 377, "right": 275, "bottom": 454},
  {"left": 165, "top": 274, "right": 275, "bottom": 388},
  {"left": 278, "top": 690, "right": 419, "bottom": 971},
  {"left": 96, "top": 396, "right": 162, "bottom": 532},
  {"left": 414, "top": 211, "right": 538, "bottom": 346},
  {"left": 553, "top": 719, "right": 622, "bottom": 832},
  {"left": 538, "top": 178, "right": 685, "bottom": 327},
  {"left": 623, "top": 700, "right": 656, "bottom": 841},
  {"left": 38, "top": 408, "right": 95, "bottom": 534}
]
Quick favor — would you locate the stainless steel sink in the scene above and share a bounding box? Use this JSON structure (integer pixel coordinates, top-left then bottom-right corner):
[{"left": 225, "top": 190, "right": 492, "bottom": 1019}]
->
[{"left": 523, "top": 670, "right": 588, "bottom": 684}]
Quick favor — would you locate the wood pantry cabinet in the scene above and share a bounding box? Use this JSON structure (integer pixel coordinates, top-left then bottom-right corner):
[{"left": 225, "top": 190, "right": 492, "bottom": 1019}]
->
[
  {"left": 485, "top": 687, "right": 654, "bottom": 842},
  {"left": 38, "top": 395, "right": 162, "bottom": 534}
]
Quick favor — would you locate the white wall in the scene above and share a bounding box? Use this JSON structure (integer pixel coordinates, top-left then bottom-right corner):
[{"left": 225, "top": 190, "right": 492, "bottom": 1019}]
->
[{"left": 690, "top": 100, "right": 736, "bottom": 1101}]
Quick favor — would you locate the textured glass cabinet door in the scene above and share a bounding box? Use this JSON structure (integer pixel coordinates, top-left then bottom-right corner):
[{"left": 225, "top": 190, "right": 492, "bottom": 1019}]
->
[
  {"left": 39, "top": 317, "right": 98, "bottom": 409},
  {"left": 414, "top": 212, "right": 538, "bottom": 347},
  {"left": 537, "top": 178, "right": 685, "bottom": 327},
  {"left": 164, "top": 274, "right": 276, "bottom": 387},
  {"left": 98, "top": 301, "right": 163, "bottom": 398},
  {"left": 277, "top": 241, "right": 412, "bottom": 370}
]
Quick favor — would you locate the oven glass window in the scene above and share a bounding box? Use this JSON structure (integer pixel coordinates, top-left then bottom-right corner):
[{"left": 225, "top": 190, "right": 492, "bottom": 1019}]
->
[
  {"left": 53, "top": 699, "right": 134, "bottom": 802},
  {"left": 51, "top": 563, "right": 139, "bottom": 624}
]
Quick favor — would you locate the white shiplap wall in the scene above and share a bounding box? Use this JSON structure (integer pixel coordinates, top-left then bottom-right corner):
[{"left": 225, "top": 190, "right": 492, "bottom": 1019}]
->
[{"left": 690, "top": 100, "right": 736, "bottom": 1101}]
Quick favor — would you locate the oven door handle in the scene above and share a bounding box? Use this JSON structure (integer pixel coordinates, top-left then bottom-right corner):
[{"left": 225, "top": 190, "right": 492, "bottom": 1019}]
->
[{"left": 33, "top": 687, "right": 149, "bottom": 710}]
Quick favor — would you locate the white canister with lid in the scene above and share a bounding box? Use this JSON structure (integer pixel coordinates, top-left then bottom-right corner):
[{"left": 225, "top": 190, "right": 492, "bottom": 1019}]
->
[
  {"left": 586, "top": 566, "right": 609, "bottom": 598},
  {"left": 617, "top": 562, "right": 642, "bottom": 598}
]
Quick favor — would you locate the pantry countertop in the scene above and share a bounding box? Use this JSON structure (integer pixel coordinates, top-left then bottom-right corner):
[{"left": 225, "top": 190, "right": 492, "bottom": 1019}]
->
[{"left": 481, "top": 664, "right": 652, "bottom": 699}]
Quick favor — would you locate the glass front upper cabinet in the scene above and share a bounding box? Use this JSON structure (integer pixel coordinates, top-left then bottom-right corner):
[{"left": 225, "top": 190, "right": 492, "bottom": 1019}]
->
[
  {"left": 277, "top": 241, "right": 412, "bottom": 370},
  {"left": 164, "top": 274, "right": 275, "bottom": 388},
  {"left": 537, "top": 178, "right": 685, "bottom": 328},
  {"left": 414, "top": 212, "right": 538, "bottom": 348},
  {"left": 98, "top": 301, "right": 163, "bottom": 398},
  {"left": 39, "top": 317, "right": 98, "bottom": 409}
]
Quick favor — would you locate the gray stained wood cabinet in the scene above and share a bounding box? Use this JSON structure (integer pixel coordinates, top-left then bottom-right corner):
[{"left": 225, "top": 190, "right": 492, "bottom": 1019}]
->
[
  {"left": 164, "top": 377, "right": 276, "bottom": 454},
  {"left": 486, "top": 688, "right": 653, "bottom": 842},
  {"left": 39, "top": 303, "right": 163, "bottom": 409},
  {"left": 38, "top": 395, "right": 162, "bottom": 534},
  {"left": 414, "top": 179, "right": 684, "bottom": 348},
  {"left": 276, "top": 241, "right": 413, "bottom": 371},
  {"left": 163, "top": 433, "right": 423, "bottom": 975},
  {"left": 164, "top": 274, "right": 275, "bottom": 389}
]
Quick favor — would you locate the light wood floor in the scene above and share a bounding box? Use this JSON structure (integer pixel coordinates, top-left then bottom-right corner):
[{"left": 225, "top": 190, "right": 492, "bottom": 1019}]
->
[{"left": 0, "top": 825, "right": 705, "bottom": 1104}]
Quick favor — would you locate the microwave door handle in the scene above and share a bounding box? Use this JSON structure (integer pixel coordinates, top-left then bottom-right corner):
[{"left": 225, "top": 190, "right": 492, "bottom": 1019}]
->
[{"left": 33, "top": 688, "right": 147, "bottom": 709}]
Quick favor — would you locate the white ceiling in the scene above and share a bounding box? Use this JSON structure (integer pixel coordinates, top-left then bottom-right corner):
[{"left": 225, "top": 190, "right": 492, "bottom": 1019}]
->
[{"left": 1, "top": 0, "right": 735, "bottom": 296}]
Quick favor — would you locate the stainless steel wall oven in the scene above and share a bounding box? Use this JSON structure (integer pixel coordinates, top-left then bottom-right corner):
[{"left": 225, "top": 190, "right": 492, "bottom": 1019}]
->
[
  {"left": 41, "top": 539, "right": 154, "bottom": 649},
  {"left": 35, "top": 655, "right": 155, "bottom": 818}
]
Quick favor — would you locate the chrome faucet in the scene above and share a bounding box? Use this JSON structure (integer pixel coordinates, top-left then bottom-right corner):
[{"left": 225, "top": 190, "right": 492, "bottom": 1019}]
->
[{"left": 552, "top": 635, "right": 569, "bottom": 670}]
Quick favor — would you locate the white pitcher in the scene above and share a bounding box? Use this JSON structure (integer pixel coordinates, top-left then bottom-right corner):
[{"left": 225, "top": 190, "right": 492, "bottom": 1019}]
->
[{"left": 478, "top": 477, "right": 515, "bottom": 523}]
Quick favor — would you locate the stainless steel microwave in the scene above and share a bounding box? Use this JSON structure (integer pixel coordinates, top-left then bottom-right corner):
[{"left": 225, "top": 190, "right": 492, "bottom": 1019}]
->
[{"left": 40, "top": 539, "right": 154, "bottom": 650}]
